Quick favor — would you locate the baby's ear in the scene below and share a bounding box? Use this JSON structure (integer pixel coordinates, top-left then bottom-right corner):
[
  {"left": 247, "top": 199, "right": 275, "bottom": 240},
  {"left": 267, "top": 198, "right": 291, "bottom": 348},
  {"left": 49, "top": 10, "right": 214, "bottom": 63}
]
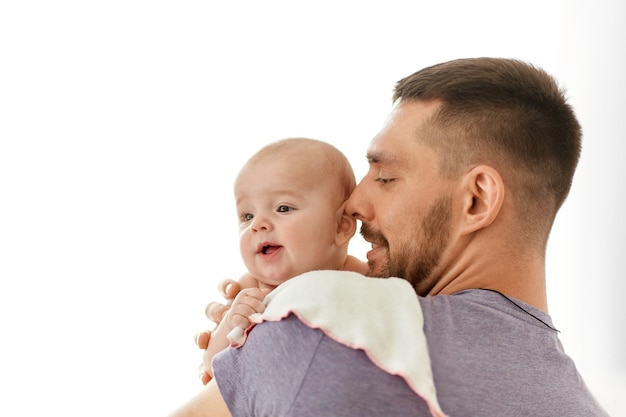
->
[{"left": 335, "top": 202, "right": 356, "bottom": 246}]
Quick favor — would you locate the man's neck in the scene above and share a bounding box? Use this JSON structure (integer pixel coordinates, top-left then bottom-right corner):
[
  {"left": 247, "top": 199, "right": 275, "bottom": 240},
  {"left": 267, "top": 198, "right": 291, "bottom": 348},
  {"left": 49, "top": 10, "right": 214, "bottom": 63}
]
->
[{"left": 428, "top": 246, "right": 548, "bottom": 312}]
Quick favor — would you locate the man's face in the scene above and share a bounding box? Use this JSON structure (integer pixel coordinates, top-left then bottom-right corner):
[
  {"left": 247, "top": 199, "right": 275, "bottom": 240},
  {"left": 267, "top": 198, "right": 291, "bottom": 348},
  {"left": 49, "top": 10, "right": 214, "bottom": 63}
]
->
[{"left": 345, "top": 100, "right": 455, "bottom": 295}]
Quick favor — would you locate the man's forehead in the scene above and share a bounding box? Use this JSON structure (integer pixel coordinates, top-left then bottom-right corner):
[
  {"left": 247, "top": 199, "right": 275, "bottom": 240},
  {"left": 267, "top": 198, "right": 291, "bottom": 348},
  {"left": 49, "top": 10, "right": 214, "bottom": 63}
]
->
[
  {"left": 366, "top": 132, "right": 411, "bottom": 169},
  {"left": 365, "top": 100, "right": 440, "bottom": 167}
]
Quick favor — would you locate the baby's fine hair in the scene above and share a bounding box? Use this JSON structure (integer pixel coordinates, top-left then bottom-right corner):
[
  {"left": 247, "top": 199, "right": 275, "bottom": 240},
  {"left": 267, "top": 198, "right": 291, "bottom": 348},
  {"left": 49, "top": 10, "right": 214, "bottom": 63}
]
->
[{"left": 250, "top": 137, "right": 356, "bottom": 201}]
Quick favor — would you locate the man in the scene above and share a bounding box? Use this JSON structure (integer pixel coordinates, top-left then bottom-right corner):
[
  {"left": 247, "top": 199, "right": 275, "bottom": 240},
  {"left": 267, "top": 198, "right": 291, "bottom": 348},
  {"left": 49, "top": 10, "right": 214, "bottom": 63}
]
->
[{"left": 172, "top": 58, "right": 608, "bottom": 416}]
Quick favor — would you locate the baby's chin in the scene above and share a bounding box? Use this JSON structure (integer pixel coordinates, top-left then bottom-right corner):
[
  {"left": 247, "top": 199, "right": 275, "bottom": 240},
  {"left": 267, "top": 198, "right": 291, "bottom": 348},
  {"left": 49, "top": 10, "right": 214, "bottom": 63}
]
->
[{"left": 255, "top": 270, "right": 300, "bottom": 289}]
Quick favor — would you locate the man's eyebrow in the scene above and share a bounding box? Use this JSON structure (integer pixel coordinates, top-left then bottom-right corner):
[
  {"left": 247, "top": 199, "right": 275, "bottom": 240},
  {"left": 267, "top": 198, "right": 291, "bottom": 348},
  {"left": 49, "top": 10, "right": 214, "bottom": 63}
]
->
[
  {"left": 366, "top": 150, "right": 401, "bottom": 166},
  {"left": 366, "top": 150, "right": 383, "bottom": 164}
]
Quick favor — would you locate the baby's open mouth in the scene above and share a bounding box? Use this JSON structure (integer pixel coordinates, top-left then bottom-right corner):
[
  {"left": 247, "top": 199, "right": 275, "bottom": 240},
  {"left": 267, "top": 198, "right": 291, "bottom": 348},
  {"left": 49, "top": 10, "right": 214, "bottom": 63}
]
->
[{"left": 261, "top": 245, "right": 280, "bottom": 254}]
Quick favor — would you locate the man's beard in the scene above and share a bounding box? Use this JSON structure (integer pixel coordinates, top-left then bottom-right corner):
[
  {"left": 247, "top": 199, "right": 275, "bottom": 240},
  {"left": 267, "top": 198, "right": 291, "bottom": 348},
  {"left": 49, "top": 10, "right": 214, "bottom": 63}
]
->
[{"left": 360, "top": 196, "right": 451, "bottom": 293}]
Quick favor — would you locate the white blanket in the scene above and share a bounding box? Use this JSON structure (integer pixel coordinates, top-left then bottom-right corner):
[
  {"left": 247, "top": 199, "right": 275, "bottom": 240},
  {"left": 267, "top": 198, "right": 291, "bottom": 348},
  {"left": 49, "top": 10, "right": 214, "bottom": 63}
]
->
[{"left": 231, "top": 270, "right": 447, "bottom": 417}]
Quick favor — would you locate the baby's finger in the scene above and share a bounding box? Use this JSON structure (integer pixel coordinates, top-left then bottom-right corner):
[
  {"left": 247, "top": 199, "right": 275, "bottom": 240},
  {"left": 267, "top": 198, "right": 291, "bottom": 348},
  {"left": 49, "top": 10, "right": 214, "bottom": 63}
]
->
[
  {"left": 195, "top": 331, "right": 211, "bottom": 349},
  {"left": 227, "top": 326, "right": 246, "bottom": 345},
  {"left": 198, "top": 363, "right": 211, "bottom": 385},
  {"left": 205, "top": 302, "right": 229, "bottom": 323},
  {"left": 230, "top": 296, "right": 266, "bottom": 318},
  {"left": 233, "top": 287, "right": 267, "bottom": 303},
  {"left": 217, "top": 279, "right": 241, "bottom": 299},
  {"left": 228, "top": 310, "right": 254, "bottom": 331}
]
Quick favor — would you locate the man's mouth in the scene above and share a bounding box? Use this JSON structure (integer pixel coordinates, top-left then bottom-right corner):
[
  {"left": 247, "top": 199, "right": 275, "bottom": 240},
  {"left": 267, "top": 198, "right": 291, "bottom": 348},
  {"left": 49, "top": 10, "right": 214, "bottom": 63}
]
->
[{"left": 360, "top": 223, "right": 388, "bottom": 248}]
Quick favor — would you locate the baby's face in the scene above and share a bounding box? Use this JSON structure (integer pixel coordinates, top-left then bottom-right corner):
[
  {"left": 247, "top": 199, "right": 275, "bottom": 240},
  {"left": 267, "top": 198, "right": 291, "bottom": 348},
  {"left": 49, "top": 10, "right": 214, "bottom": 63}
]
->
[{"left": 234, "top": 155, "right": 344, "bottom": 288}]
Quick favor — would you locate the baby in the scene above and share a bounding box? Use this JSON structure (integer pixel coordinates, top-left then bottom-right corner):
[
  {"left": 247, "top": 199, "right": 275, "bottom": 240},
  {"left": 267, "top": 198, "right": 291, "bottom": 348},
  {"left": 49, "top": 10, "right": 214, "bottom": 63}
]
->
[{"left": 204, "top": 137, "right": 367, "bottom": 377}]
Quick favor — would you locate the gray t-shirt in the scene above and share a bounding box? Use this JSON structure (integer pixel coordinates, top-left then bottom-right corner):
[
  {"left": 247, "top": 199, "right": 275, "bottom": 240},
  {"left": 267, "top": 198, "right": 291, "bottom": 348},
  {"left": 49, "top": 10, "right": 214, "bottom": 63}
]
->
[{"left": 213, "top": 289, "right": 608, "bottom": 417}]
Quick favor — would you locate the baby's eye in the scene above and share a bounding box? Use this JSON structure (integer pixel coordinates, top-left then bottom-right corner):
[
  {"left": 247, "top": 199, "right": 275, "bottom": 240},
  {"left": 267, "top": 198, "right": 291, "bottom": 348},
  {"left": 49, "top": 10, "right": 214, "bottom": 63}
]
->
[
  {"left": 242, "top": 213, "right": 254, "bottom": 222},
  {"left": 277, "top": 205, "right": 294, "bottom": 213}
]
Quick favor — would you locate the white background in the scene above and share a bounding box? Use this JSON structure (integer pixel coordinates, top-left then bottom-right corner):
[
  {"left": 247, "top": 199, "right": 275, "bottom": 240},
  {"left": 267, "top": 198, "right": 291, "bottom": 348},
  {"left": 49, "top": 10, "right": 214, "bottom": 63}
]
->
[{"left": 1, "top": 1, "right": 624, "bottom": 415}]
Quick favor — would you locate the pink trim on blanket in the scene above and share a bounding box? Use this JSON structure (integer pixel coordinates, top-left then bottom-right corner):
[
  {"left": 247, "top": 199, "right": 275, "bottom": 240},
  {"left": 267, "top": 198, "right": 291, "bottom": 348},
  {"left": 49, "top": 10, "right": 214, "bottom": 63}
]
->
[{"left": 234, "top": 310, "right": 447, "bottom": 417}]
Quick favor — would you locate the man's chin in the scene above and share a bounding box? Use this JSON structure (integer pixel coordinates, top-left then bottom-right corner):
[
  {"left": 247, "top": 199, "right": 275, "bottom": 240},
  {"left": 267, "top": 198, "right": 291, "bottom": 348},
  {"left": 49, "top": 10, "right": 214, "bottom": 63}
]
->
[
  {"left": 364, "top": 261, "right": 376, "bottom": 277},
  {"left": 366, "top": 261, "right": 389, "bottom": 279}
]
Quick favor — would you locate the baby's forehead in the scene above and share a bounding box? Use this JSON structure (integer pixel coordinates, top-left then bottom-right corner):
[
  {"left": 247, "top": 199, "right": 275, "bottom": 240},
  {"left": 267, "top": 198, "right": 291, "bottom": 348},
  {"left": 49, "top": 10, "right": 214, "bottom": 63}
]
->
[
  {"left": 245, "top": 147, "right": 338, "bottom": 178},
  {"left": 236, "top": 139, "right": 352, "bottom": 199},
  {"left": 255, "top": 143, "right": 331, "bottom": 164},
  {"left": 236, "top": 159, "right": 328, "bottom": 192},
  {"left": 235, "top": 158, "right": 344, "bottom": 203}
]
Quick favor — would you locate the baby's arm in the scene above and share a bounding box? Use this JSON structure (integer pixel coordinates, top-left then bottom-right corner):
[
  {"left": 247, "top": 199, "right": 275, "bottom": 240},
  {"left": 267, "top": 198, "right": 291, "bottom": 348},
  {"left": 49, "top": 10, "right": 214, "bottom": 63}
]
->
[
  {"left": 342, "top": 254, "right": 369, "bottom": 275},
  {"left": 204, "top": 284, "right": 268, "bottom": 378}
]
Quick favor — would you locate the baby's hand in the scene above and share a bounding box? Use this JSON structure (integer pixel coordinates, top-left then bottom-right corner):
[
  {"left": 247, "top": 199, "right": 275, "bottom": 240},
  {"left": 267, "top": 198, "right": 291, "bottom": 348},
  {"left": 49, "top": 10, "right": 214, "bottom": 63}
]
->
[
  {"left": 343, "top": 254, "right": 370, "bottom": 275},
  {"left": 226, "top": 287, "right": 269, "bottom": 345},
  {"left": 204, "top": 274, "right": 261, "bottom": 325}
]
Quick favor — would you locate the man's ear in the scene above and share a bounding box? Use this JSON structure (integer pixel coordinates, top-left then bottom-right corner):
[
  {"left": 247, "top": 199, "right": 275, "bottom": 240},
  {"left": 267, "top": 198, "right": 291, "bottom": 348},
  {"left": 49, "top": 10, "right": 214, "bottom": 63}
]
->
[
  {"left": 460, "top": 165, "right": 505, "bottom": 236},
  {"left": 335, "top": 202, "right": 357, "bottom": 247}
]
